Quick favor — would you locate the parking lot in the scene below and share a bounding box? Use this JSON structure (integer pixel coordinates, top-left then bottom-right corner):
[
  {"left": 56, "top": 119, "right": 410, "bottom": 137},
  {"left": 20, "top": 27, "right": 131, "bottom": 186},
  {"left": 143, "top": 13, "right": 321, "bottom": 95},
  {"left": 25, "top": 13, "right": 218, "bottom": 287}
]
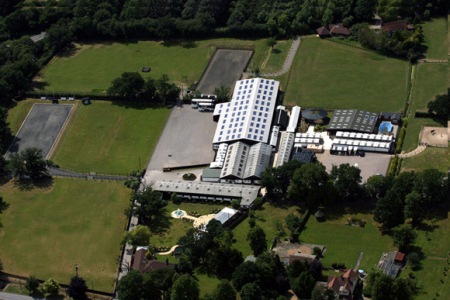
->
[
  {"left": 6, "top": 103, "right": 74, "bottom": 159},
  {"left": 316, "top": 151, "right": 391, "bottom": 182},
  {"left": 196, "top": 49, "right": 253, "bottom": 94},
  {"left": 147, "top": 104, "right": 217, "bottom": 171}
]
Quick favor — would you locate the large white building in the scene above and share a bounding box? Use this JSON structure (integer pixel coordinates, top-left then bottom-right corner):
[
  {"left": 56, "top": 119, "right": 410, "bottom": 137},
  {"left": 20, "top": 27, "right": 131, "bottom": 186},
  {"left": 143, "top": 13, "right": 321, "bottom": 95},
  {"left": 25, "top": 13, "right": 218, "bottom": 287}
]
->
[{"left": 212, "top": 78, "right": 280, "bottom": 147}]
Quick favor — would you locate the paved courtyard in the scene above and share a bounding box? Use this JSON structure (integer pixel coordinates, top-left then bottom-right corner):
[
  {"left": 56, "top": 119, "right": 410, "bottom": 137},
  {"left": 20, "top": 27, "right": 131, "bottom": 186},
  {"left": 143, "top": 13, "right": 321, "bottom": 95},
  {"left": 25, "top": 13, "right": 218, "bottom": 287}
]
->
[
  {"left": 316, "top": 151, "right": 391, "bottom": 182},
  {"left": 147, "top": 104, "right": 217, "bottom": 171}
]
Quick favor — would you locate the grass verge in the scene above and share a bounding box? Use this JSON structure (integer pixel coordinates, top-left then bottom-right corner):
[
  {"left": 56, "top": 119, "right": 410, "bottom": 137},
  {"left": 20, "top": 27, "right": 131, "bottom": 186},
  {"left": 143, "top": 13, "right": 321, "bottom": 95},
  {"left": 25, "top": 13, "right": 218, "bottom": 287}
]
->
[
  {"left": 422, "top": 18, "right": 448, "bottom": 59},
  {"left": 0, "top": 178, "right": 130, "bottom": 292},
  {"left": 401, "top": 147, "right": 448, "bottom": 172}
]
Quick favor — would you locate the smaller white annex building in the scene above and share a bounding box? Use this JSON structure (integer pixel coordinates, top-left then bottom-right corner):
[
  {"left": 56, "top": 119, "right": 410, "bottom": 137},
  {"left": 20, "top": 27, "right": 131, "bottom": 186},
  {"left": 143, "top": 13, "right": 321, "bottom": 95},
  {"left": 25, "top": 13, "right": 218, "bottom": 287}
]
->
[{"left": 214, "top": 207, "right": 238, "bottom": 225}]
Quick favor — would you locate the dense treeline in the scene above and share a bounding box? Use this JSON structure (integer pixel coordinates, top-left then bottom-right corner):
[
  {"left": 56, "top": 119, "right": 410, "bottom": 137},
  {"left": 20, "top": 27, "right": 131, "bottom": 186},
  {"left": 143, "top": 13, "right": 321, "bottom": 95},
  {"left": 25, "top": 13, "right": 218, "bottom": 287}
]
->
[{"left": 0, "top": 0, "right": 446, "bottom": 42}]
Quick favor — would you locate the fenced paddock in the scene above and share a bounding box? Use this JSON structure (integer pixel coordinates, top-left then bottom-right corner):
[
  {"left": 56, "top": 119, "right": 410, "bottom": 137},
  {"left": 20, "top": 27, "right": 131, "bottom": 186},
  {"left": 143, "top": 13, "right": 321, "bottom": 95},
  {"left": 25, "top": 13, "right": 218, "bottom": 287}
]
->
[
  {"left": 196, "top": 49, "right": 253, "bottom": 94},
  {"left": 6, "top": 103, "right": 74, "bottom": 159}
]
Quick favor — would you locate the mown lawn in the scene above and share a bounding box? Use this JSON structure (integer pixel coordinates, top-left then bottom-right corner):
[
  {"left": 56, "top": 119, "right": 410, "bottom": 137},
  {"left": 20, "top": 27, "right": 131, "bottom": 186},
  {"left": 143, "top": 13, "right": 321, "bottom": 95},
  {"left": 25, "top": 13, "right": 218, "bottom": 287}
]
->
[
  {"left": 0, "top": 178, "right": 130, "bottom": 292},
  {"left": 262, "top": 39, "right": 293, "bottom": 73},
  {"left": 299, "top": 208, "right": 394, "bottom": 270},
  {"left": 283, "top": 36, "right": 409, "bottom": 111},
  {"left": 403, "top": 63, "right": 447, "bottom": 152},
  {"left": 400, "top": 213, "right": 450, "bottom": 300},
  {"left": 233, "top": 203, "right": 302, "bottom": 257},
  {"left": 51, "top": 101, "right": 170, "bottom": 174},
  {"left": 422, "top": 18, "right": 448, "bottom": 59},
  {"left": 401, "top": 147, "right": 448, "bottom": 172},
  {"left": 38, "top": 38, "right": 269, "bottom": 94}
]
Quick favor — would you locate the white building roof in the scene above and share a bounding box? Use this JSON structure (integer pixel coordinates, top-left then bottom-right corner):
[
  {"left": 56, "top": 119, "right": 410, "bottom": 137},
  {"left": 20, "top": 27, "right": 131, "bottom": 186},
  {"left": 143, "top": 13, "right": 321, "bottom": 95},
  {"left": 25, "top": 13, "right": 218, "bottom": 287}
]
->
[
  {"left": 214, "top": 207, "right": 238, "bottom": 224},
  {"left": 274, "top": 132, "right": 295, "bottom": 167},
  {"left": 286, "top": 106, "right": 301, "bottom": 133},
  {"left": 153, "top": 180, "right": 260, "bottom": 206},
  {"left": 213, "top": 78, "right": 280, "bottom": 144},
  {"left": 210, "top": 143, "right": 228, "bottom": 168},
  {"left": 243, "top": 142, "right": 272, "bottom": 178}
]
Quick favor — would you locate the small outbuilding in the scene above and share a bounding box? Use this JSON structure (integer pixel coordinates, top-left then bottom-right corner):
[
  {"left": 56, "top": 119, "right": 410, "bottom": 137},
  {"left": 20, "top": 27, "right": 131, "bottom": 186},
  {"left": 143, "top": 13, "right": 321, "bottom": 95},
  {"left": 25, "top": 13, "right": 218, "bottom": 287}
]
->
[
  {"left": 329, "top": 23, "right": 351, "bottom": 36},
  {"left": 317, "top": 26, "right": 331, "bottom": 38},
  {"left": 302, "top": 108, "right": 328, "bottom": 124}
]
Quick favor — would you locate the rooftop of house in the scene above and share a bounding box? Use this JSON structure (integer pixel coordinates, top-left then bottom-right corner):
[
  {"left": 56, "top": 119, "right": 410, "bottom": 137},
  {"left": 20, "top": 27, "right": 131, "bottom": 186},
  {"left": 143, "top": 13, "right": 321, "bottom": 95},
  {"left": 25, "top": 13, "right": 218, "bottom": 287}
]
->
[
  {"left": 382, "top": 20, "right": 414, "bottom": 33},
  {"left": 132, "top": 248, "right": 175, "bottom": 273}
]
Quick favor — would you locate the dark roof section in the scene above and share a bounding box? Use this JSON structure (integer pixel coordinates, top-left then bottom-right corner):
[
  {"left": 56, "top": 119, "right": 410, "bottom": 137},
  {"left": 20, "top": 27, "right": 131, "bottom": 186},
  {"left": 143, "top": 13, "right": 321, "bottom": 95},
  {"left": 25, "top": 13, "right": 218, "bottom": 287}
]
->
[
  {"left": 317, "top": 26, "right": 331, "bottom": 37},
  {"left": 292, "top": 149, "right": 316, "bottom": 164},
  {"left": 329, "top": 23, "right": 351, "bottom": 36},
  {"left": 380, "top": 112, "right": 401, "bottom": 120},
  {"left": 302, "top": 108, "right": 328, "bottom": 121},
  {"left": 132, "top": 248, "right": 175, "bottom": 273},
  {"left": 328, "top": 109, "right": 378, "bottom": 133},
  {"left": 274, "top": 109, "right": 289, "bottom": 129},
  {"left": 382, "top": 20, "right": 414, "bottom": 33}
]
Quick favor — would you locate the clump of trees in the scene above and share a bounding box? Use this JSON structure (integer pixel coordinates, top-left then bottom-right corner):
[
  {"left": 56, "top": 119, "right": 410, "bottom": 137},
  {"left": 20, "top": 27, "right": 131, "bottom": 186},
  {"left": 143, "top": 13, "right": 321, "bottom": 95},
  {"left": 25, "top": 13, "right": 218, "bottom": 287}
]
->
[
  {"left": 107, "top": 73, "right": 180, "bottom": 103},
  {"left": 427, "top": 90, "right": 449, "bottom": 122},
  {"left": 9, "top": 147, "right": 49, "bottom": 181},
  {"left": 364, "top": 271, "right": 418, "bottom": 300}
]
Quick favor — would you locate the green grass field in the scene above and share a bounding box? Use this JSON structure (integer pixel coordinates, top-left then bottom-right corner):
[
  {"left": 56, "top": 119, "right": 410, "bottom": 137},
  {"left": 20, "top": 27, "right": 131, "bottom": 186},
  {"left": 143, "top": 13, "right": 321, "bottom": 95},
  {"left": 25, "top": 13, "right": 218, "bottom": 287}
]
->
[
  {"left": 400, "top": 213, "right": 450, "bottom": 300},
  {"left": 300, "top": 208, "right": 394, "bottom": 270},
  {"left": 6, "top": 99, "right": 48, "bottom": 135},
  {"left": 261, "top": 39, "right": 293, "bottom": 74},
  {"left": 0, "top": 178, "right": 130, "bottom": 292},
  {"left": 38, "top": 38, "right": 269, "bottom": 94},
  {"left": 233, "top": 203, "right": 303, "bottom": 256},
  {"left": 403, "top": 63, "right": 447, "bottom": 152},
  {"left": 401, "top": 147, "right": 448, "bottom": 172},
  {"left": 51, "top": 101, "right": 170, "bottom": 174},
  {"left": 422, "top": 18, "right": 448, "bottom": 59},
  {"left": 282, "top": 36, "right": 410, "bottom": 111}
]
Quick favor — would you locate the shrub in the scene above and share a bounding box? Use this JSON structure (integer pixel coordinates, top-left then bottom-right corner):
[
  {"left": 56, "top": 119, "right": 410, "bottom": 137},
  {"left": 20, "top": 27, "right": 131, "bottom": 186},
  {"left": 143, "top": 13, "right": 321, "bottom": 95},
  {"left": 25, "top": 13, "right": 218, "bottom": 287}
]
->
[
  {"left": 388, "top": 155, "right": 399, "bottom": 176},
  {"left": 231, "top": 199, "right": 240, "bottom": 209},
  {"left": 171, "top": 193, "right": 182, "bottom": 205},
  {"left": 250, "top": 197, "right": 263, "bottom": 210},
  {"left": 395, "top": 126, "right": 407, "bottom": 153},
  {"left": 248, "top": 216, "right": 256, "bottom": 228}
]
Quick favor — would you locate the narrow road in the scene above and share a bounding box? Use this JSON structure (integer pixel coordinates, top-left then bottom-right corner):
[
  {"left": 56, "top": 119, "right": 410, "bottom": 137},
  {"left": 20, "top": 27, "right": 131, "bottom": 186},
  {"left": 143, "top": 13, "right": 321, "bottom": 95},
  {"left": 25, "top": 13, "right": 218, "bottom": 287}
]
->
[
  {"left": 260, "top": 36, "right": 301, "bottom": 77},
  {"left": 47, "top": 166, "right": 132, "bottom": 181},
  {"left": 354, "top": 252, "right": 364, "bottom": 270}
]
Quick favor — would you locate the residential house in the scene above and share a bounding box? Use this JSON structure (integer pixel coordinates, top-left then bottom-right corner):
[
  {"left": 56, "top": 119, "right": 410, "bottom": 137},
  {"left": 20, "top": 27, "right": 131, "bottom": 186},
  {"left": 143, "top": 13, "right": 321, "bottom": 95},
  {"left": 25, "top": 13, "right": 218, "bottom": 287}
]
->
[{"left": 327, "top": 269, "right": 359, "bottom": 299}]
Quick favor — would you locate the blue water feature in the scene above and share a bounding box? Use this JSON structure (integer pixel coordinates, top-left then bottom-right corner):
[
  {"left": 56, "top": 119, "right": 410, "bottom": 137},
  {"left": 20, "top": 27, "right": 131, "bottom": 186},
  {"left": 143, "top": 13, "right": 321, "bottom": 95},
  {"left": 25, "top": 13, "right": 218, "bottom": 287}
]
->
[{"left": 379, "top": 121, "right": 393, "bottom": 133}]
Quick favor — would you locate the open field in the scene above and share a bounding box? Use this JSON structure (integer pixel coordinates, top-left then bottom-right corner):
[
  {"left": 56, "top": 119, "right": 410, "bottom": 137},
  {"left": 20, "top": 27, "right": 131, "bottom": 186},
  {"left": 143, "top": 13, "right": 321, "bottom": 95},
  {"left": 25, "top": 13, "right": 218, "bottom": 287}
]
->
[
  {"left": 51, "top": 101, "right": 170, "bottom": 174},
  {"left": 422, "top": 18, "right": 448, "bottom": 59},
  {"left": 283, "top": 36, "right": 410, "bottom": 111},
  {"left": 262, "top": 39, "right": 293, "bottom": 74},
  {"left": 0, "top": 178, "right": 130, "bottom": 292},
  {"left": 300, "top": 208, "right": 394, "bottom": 270},
  {"left": 6, "top": 104, "right": 73, "bottom": 159},
  {"left": 37, "top": 39, "right": 269, "bottom": 94},
  {"left": 401, "top": 147, "right": 448, "bottom": 172},
  {"left": 403, "top": 63, "right": 447, "bottom": 152},
  {"left": 400, "top": 213, "right": 450, "bottom": 300},
  {"left": 233, "top": 203, "right": 303, "bottom": 256},
  {"left": 6, "top": 99, "right": 49, "bottom": 135}
]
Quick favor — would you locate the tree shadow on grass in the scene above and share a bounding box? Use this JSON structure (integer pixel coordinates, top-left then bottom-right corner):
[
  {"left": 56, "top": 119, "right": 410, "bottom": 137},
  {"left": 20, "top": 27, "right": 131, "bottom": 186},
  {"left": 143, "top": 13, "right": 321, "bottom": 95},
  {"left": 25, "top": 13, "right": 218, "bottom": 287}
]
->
[
  {"left": 13, "top": 177, "right": 53, "bottom": 191},
  {"left": 111, "top": 100, "right": 167, "bottom": 110},
  {"left": 149, "top": 215, "right": 172, "bottom": 235},
  {"left": 317, "top": 201, "right": 376, "bottom": 222}
]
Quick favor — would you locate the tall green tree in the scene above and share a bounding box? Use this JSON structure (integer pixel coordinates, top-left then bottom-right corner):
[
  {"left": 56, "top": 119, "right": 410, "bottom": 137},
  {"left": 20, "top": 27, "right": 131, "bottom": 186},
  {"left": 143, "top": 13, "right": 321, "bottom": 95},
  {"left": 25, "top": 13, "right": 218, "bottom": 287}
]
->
[
  {"left": 392, "top": 224, "right": 417, "bottom": 252},
  {"left": 240, "top": 282, "right": 262, "bottom": 300},
  {"left": 330, "top": 163, "right": 362, "bottom": 201},
  {"left": 107, "top": 72, "right": 145, "bottom": 98},
  {"left": 132, "top": 186, "right": 166, "bottom": 226},
  {"left": 9, "top": 147, "right": 49, "bottom": 180},
  {"left": 291, "top": 272, "right": 316, "bottom": 299},
  {"left": 427, "top": 92, "right": 449, "bottom": 121},
  {"left": 25, "top": 276, "right": 40, "bottom": 295},
  {"left": 122, "top": 225, "right": 151, "bottom": 246},
  {"left": 211, "top": 279, "right": 236, "bottom": 300},
  {"left": 288, "top": 163, "right": 328, "bottom": 209},
  {"left": 40, "top": 278, "right": 60, "bottom": 298},
  {"left": 285, "top": 213, "right": 302, "bottom": 242},
  {"left": 117, "top": 270, "right": 144, "bottom": 300},
  {"left": 68, "top": 276, "right": 88, "bottom": 299},
  {"left": 247, "top": 225, "right": 267, "bottom": 256},
  {"left": 171, "top": 274, "right": 200, "bottom": 300}
]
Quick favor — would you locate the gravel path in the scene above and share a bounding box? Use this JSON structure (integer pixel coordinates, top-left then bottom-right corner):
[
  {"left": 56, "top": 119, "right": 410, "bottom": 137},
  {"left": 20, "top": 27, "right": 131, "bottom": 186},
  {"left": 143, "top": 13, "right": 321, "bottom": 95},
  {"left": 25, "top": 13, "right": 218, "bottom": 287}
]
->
[
  {"left": 398, "top": 145, "right": 427, "bottom": 158},
  {"left": 47, "top": 167, "right": 132, "bottom": 181},
  {"left": 260, "top": 36, "right": 301, "bottom": 77}
]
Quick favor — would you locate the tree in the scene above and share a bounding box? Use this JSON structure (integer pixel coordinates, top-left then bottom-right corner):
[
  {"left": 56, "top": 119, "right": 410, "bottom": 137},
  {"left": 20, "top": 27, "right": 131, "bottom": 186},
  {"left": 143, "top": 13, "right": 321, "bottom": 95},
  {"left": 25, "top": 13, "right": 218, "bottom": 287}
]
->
[
  {"left": 288, "top": 163, "right": 329, "bottom": 209},
  {"left": 266, "top": 37, "right": 277, "bottom": 50},
  {"left": 330, "top": 163, "right": 362, "bottom": 201},
  {"left": 45, "top": 19, "right": 74, "bottom": 53},
  {"left": 392, "top": 224, "right": 417, "bottom": 252},
  {"left": 0, "top": 107, "right": 12, "bottom": 153},
  {"left": 212, "top": 279, "right": 236, "bottom": 300},
  {"left": 123, "top": 225, "right": 151, "bottom": 246},
  {"left": 371, "top": 272, "right": 394, "bottom": 300},
  {"left": 404, "top": 191, "right": 425, "bottom": 226},
  {"left": 25, "top": 276, "right": 40, "bottom": 295},
  {"left": 247, "top": 225, "right": 267, "bottom": 256},
  {"left": 374, "top": 189, "right": 405, "bottom": 229},
  {"left": 68, "top": 276, "right": 88, "bottom": 299},
  {"left": 365, "top": 174, "right": 393, "bottom": 200},
  {"left": 285, "top": 213, "right": 302, "bottom": 242},
  {"left": 311, "top": 284, "right": 336, "bottom": 300},
  {"left": 132, "top": 186, "right": 166, "bottom": 226},
  {"left": 291, "top": 272, "right": 316, "bottom": 299},
  {"left": 9, "top": 147, "right": 49, "bottom": 180},
  {"left": 40, "top": 278, "right": 60, "bottom": 297},
  {"left": 143, "top": 78, "right": 157, "bottom": 101},
  {"left": 155, "top": 74, "right": 180, "bottom": 104},
  {"left": 413, "top": 168, "right": 446, "bottom": 205},
  {"left": 427, "top": 92, "right": 449, "bottom": 121},
  {"left": 107, "top": 72, "right": 145, "bottom": 98},
  {"left": 142, "top": 272, "right": 162, "bottom": 300},
  {"left": 117, "top": 270, "right": 144, "bottom": 300},
  {"left": 171, "top": 274, "right": 199, "bottom": 300},
  {"left": 232, "top": 261, "right": 260, "bottom": 291},
  {"left": 240, "top": 282, "right": 262, "bottom": 300},
  {"left": 214, "top": 86, "right": 231, "bottom": 103},
  {"left": 354, "top": 0, "right": 377, "bottom": 21}
]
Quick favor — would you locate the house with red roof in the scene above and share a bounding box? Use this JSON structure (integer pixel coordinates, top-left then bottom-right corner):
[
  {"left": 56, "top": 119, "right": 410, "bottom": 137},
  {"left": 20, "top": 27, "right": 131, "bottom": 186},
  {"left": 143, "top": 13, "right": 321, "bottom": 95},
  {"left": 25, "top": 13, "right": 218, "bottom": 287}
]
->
[
  {"left": 131, "top": 247, "right": 175, "bottom": 273},
  {"left": 317, "top": 23, "right": 351, "bottom": 38},
  {"left": 381, "top": 20, "right": 414, "bottom": 34},
  {"left": 327, "top": 269, "right": 359, "bottom": 299}
]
